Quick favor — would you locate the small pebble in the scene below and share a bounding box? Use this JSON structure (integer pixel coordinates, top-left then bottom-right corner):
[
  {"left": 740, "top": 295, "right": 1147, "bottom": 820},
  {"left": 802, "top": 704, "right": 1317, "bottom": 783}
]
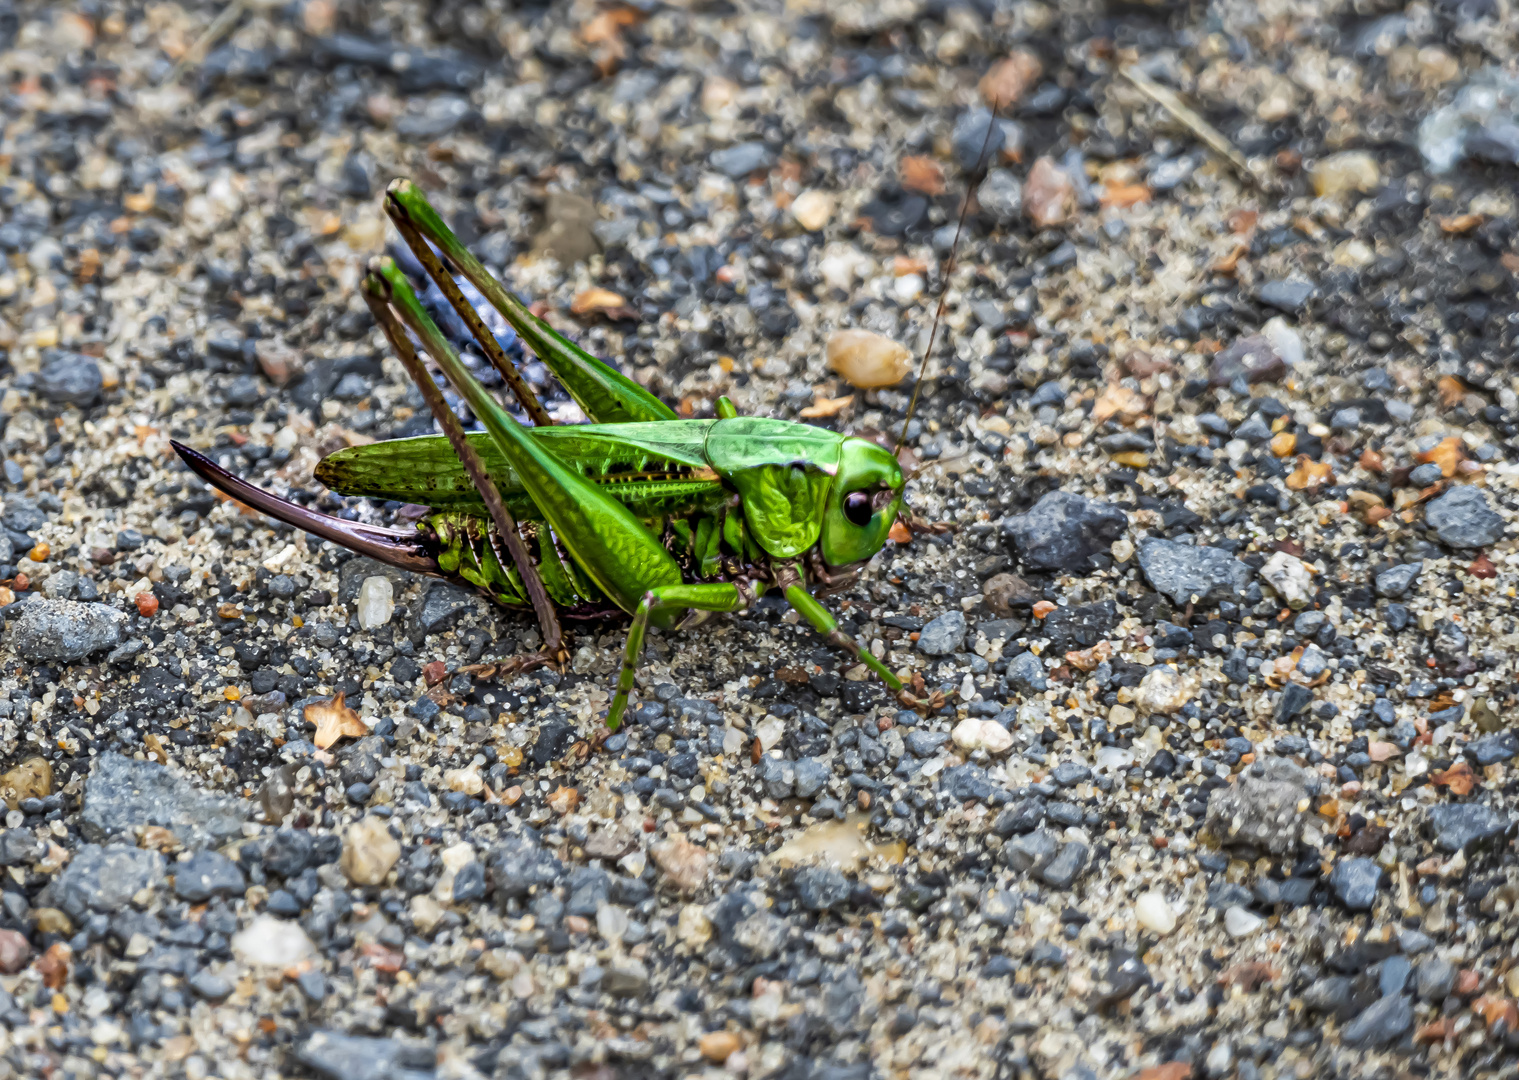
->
[
  {"left": 1134, "top": 891, "right": 1176, "bottom": 936},
  {"left": 825, "top": 329, "right": 912, "bottom": 388}
]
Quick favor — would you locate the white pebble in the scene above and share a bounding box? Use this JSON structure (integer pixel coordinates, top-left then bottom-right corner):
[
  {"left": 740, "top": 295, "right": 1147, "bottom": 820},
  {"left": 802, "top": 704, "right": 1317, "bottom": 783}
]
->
[
  {"left": 755, "top": 716, "right": 786, "bottom": 752},
  {"left": 231, "top": 915, "right": 315, "bottom": 967},
  {"left": 1135, "top": 666, "right": 1192, "bottom": 715},
  {"left": 357, "top": 575, "right": 394, "bottom": 629},
  {"left": 791, "top": 190, "right": 833, "bottom": 231},
  {"left": 1261, "top": 551, "right": 1313, "bottom": 609},
  {"left": 1134, "top": 891, "right": 1176, "bottom": 936},
  {"left": 951, "top": 718, "right": 1013, "bottom": 755},
  {"left": 1223, "top": 905, "right": 1264, "bottom": 938},
  {"left": 597, "top": 901, "right": 629, "bottom": 942},
  {"left": 892, "top": 274, "right": 924, "bottom": 302}
]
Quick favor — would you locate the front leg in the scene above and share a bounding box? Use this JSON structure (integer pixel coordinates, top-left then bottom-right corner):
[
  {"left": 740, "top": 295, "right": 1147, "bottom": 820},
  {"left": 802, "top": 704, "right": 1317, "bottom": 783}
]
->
[
  {"left": 771, "top": 561, "right": 902, "bottom": 693},
  {"left": 608, "top": 582, "right": 754, "bottom": 731}
]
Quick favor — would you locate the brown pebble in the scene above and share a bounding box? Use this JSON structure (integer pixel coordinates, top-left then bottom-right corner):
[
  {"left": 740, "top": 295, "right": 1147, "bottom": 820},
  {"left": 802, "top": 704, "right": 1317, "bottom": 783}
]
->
[
  {"left": 1024, "top": 156, "right": 1075, "bottom": 228},
  {"left": 698, "top": 1031, "right": 741, "bottom": 1063},
  {"left": 0, "top": 929, "right": 29, "bottom": 974}
]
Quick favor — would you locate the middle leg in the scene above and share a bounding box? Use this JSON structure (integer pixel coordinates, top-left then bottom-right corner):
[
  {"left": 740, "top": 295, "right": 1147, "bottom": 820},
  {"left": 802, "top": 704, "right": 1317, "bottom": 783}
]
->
[{"left": 608, "top": 582, "right": 754, "bottom": 731}]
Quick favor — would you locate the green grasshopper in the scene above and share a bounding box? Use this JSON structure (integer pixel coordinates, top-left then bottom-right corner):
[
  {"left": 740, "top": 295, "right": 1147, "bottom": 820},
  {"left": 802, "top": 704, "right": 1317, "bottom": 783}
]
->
[{"left": 173, "top": 181, "right": 940, "bottom": 729}]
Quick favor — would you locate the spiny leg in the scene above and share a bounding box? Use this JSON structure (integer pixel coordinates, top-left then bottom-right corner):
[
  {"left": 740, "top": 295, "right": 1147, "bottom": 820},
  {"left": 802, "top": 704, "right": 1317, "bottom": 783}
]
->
[
  {"left": 609, "top": 582, "right": 754, "bottom": 731},
  {"left": 374, "top": 258, "right": 685, "bottom": 618},
  {"left": 386, "top": 179, "right": 677, "bottom": 425},
  {"left": 383, "top": 196, "right": 554, "bottom": 429},
  {"left": 363, "top": 269, "right": 565, "bottom": 671},
  {"left": 772, "top": 561, "right": 942, "bottom": 712}
]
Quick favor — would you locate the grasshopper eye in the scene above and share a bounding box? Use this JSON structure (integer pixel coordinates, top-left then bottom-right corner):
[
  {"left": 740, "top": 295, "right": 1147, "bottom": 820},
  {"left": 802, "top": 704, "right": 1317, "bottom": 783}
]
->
[{"left": 843, "top": 491, "right": 873, "bottom": 526}]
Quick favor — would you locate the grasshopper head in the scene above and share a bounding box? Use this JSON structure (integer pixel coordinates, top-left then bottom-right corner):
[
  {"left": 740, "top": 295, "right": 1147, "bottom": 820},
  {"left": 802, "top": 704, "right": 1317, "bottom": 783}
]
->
[{"left": 820, "top": 437, "right": 904, "bottom": 568}]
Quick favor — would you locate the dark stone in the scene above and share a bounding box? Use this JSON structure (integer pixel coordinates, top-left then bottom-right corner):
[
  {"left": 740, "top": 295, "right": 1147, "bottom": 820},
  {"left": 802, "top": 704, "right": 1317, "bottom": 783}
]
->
[
  {"left": 1204, "top": 757, "right": 1311, "bottom": 855},
  {"left": 1138, "top": 539, "right": 1253, "bottom": 606},
  {"left": 532, "top": 719, "right": 577, "bottom": 766},
  {"left": 1341, "top": 993, "right": 1412, "bottom": 1048},
  {"left": 1036, "top": 842, "right": 1089, "bottom": 888},
  {"left": 1256, "top": 278, "right": 1316, "bottom": 312},
  {"left": 1328, "top": 857, "right": 1383, "bottom": 911},
  {"left": 1425, "top": 486, "right": 1504, "bottom": 548},
  {"left": 1003, "top": 491, "right": 1128, "bottom": 573},
  {"left": 81, "top": 754, "right": 248, "bottom": 851},
  {"left": 36, "top": 353, "right": 104, "bottom": 406},
  {"left": 10, "top": 599, "right": 126, "bottom": 662},
  {"left": 1427, "top": 803, "right": 1513, "bottom": 853},
  {"left": 795, "top": 866, "right": 852, "bottom": 911},
  {"left": 487, "top": 833, "right": 563, "bottom": 903},
  {"left": 173, "top": 851, "right": 246, "bottom": 902},
  {"left": 49, "top": 845, "right": 165, "bottom": 919}
]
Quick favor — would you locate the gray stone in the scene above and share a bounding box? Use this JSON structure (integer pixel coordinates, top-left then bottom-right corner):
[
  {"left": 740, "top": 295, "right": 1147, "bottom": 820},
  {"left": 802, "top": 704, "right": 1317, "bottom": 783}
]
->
[
  {"left": 1037, "top": 842, "right": 1089, "bottom": 888},
  {"left": 1415, "top": 956, "right": 1455, "bottom": 1002},
  {"left": 80, "top": 753, "right": 249, "bottom": 851},
  {"left": 1328, "top": 857, "right": 1383, "bottom": 911},
  {"left": 1204, "top": 757, "right": 1311, "bottom": 855},
  {"left": 1051, "top": 761, "right": 1091, "bottom": 787},
  {"left": 1342, "top": 993, "right": 1412, "bottom": 1048},
  {"left": 1303, "top": 976, "right": 1354, "bottom": 1017},
  {"left": 795, "top": 866, "right": 851, "bottom": 911},
  {"left": 756, "top": 756, "right": 795, "bottom": 799},
  {"left": 977, "top": 169, "right": 1022, "bottom": 222},
  {"left": 1255, "top": 278, "right": 1316, "bottom": 312},
  {"left": 50, "top": 845, "right": 165, "bottom": 919},
  {"left": 189, "top": 969, "right": 233, "bottom": 1000},
  {"left": 3, "top": 494, "right": 49, "bottom": 534},
  {"left": 939, "top": 763, "right": 1000, "bottom": 804},
  {"left": 412, "top": 581, "right": 480, "bottom": 634},
  {"left": 1003, "top": 490, "right": 1128, "bottom": 574},
  {"left": 1138, "top": 538, "right": 1254, "bottom": 607},
  {"left": 338, "top": 555, "right": 417, "bottom": 604},
  {"left": 1148, "top": 155, "right": 1195, "bottom": 191},
  {"left": 395, "top": 95, "right": 471, "bottom": 139},
  {"left": 1379, "top": 955, "right": 1412, "bottom": 997},
  {"left": 730, "top": 910, "right": 788, "bottom": 959},
  {"left": 951, "top": 107, "right": 1014, "bottom": 168},
  {"left": 1425, "top": 486, "right": 1505, "bottom": 548},
  {"left": 709, "top": 142, "right": 773, "bottom": 178},
  {"left": 917, "top": 611, "right": 967, "bottom": 656},
  {"left": 1005, "top": 829, "right": 1059, "bottom": 873},
  {"left": 792, "top": 757, "right": 829, "bottom": 799},
  {"left": 1212, "top": 338, "right": 1287, "bottom": 388},
  {"left": 36, "top": 353, "right": 104, "bottom": 406},
  {"left": 9, "top": 599, "right": 126, "bottom": 662},
  {"left": 487, "top": 833, "right": 562, "bottom": 903},
  {"left": 1427, "top": 802, "right": 1513, "bottom": 853},
  {"left": 905, "top": 730, "right": 951, "bottom": 757},
  {"left": 297, "top": 1031, "right": 428, "bottom": 1080},
  {"left": 1005, "top": 650, "right": 1047, "bottom": 692},
  {"left": 1408, "top": 463, "right": 1444, "bottom": 487},
  {"left": 980, "top": 889, "right": 1021, "bottom": 927},
  {"left": 1465, "top": 731, "right": 1519, "bottom": 766},
  {"left": 1330, "top": 407, "right": 1362, "bottom": 432},
  {"left": 173, "top": 850, "right": 246, "bottom": 902},
  {"left": 992, "top": 798, "right": 1045, "bottom": 836},
  {"left": 1275, "top": 683, "right": 1313, "bottom": 722},
  {"left": 1233, "top": 416, "right": 1272, "bottom": 443},
  {"left": 1374, "top": 562, "right": 1422, "bottom": 598},
  {"left": 224, "top": 374, "right": 262, "bottom": 407},
  {"left": 603, "top": 957, "right": 651, "bottom": 997},
  {"left": 0, "top": 831, "right": 39, "bottom": 866}
]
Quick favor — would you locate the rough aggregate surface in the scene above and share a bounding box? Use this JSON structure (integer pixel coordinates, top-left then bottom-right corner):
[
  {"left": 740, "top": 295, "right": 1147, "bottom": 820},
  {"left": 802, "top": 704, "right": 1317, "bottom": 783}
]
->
[{"left": 5, "top": 1, "right": 1519, "bottom": 1079}]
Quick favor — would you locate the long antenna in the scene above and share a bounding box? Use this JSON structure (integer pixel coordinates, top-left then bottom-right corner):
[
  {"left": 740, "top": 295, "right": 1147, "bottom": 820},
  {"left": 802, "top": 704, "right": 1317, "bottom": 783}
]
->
[{"left": 896, "top": 100, "right": 1003, "bottom": 453}]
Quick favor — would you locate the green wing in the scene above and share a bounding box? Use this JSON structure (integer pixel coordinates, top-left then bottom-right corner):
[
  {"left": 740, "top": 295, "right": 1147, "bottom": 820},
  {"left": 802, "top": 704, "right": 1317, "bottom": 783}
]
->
[
  {"left": 704, "top": 418, "right": 845, "bottom": 559},
  {"left": 316, "top": 421, "right": 724, "bottom": 520}
]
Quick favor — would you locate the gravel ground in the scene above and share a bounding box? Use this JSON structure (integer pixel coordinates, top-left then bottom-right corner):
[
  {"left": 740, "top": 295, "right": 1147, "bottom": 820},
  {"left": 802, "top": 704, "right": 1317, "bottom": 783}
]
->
[{"left": 4, "top": 0, "right": 1519, "bottom": 1078}]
